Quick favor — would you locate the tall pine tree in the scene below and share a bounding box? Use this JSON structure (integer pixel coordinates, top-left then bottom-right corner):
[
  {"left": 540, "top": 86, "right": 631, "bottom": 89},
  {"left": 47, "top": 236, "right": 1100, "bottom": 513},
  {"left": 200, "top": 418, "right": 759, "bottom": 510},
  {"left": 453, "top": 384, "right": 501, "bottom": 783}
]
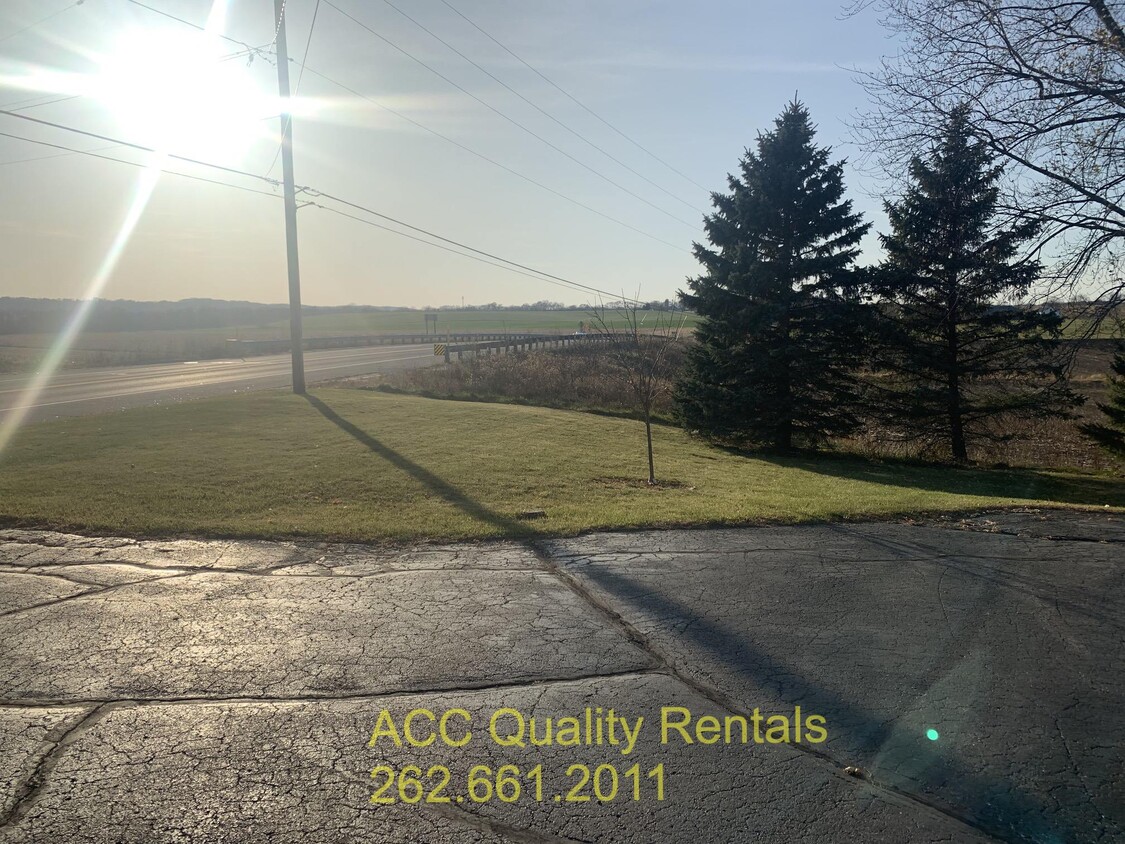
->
[
  {"left": 675, "top": 101, "right": 870, "bottom": 449},
  {"left": 873, "top": 106, "right": 1079, "bottom": 462}
]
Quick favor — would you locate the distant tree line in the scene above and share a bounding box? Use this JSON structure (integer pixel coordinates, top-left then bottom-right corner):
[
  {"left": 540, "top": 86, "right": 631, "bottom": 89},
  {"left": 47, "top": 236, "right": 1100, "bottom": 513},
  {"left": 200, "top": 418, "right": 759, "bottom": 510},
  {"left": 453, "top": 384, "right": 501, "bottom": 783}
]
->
[
  {"left": 0, "top": 298, "right": 655, "bottom": 335},
  {"left": 435, "top": 301, "right": 572, "bottom": 311},
  {"left": 436, "top": 300, "right": 681, "bottom": 312},
  {"left": 0, "top": 298, "right": 411, "bottom": 335}
]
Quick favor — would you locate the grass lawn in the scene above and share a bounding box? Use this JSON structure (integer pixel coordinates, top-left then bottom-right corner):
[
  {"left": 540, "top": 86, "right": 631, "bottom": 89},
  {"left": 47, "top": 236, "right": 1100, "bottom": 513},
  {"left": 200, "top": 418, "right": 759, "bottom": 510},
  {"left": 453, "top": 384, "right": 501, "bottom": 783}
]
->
[{"left": 0, "top": 389, "right": 1120, "bottom": 542}]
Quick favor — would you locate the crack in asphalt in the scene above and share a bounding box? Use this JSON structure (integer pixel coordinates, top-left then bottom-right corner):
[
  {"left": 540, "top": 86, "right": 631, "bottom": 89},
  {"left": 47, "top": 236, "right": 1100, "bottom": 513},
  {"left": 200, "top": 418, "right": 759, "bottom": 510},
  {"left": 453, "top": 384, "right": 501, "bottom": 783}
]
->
[
  {"left": 0, "top": 669, "right": 661, "bottom": 709},
  {"left": 0, "top": 705, "right": 90, "bottom": 823},
  {"left": 0, "top": 570, "right": 200, "bottom": 621},
  {"left": 424, "top": 802, "right": 587, "bottom": 844},
  {"left": 0, "top": 671, "right": 658, "bottom": 839},
  {"left": 0, "top": 567, "right": 107, "bottom": 589},
  {"left": 1, "top": 554, "right": 188, "bottom": 574},
  {"left": 0, "top": 702, "right": 106, "bottom": 832},
  {"left": 221, "top": 564, "right": 550, "bottom": 578},
  {"left": 949, "top": 528, "right": 1124, "bottom": 544},
  {"left": 329, "top": 766, "right": 588, "bottom": 844},
  {"left": 7, "top": 561, "right": 547, "bottom": 579}
]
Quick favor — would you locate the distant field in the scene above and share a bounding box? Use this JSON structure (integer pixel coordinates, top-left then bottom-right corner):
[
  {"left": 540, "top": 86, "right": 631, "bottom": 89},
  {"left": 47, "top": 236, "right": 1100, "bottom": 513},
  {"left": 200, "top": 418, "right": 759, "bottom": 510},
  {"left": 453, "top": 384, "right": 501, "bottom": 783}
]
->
[
  {"left": 1062, "top": 317, "right": 1125, "bottom": 340},
  {"left": 298, "top": 309, "right": 693, "bottom": 335},
  {"left": 0, "top": 304, "right": 1112, "bottom": 375},
  {"left": 0, "top": 389, "right": 1119, "bottom": 542},
  {"left": 0, "top": 309, "right": 697, "bottom": 372}
]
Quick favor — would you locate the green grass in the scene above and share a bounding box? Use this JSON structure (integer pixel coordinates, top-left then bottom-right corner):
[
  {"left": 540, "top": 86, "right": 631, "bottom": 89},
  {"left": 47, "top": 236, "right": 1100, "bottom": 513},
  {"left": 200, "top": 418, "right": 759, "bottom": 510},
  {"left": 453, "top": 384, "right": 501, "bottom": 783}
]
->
[
  {"left": 1062, "top": 320, "right": 1123, "bottom": 340},
  {"left": 0, "top": 389, "right": 1120, "bottom": 542},
  {"left": 298, "top": 309, "right": 697, "bottom": 335}
]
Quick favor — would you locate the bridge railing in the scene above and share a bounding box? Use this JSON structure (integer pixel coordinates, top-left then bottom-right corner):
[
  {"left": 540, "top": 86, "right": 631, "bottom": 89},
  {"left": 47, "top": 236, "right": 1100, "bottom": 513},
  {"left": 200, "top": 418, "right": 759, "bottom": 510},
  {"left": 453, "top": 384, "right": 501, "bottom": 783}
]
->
[
  {"left": 436, "top": 333, "right": 605, "bottom": 363},
  {"left": 225, "top": 332, "right": 545, "bottom": 356}
]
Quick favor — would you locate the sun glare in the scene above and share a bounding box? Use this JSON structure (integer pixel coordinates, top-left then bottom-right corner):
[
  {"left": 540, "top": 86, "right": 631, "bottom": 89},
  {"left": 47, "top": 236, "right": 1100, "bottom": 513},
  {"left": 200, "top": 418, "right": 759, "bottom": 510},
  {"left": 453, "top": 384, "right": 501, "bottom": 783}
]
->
[{"left": 91, "top": 28, "right": 278, "bottom": 160}]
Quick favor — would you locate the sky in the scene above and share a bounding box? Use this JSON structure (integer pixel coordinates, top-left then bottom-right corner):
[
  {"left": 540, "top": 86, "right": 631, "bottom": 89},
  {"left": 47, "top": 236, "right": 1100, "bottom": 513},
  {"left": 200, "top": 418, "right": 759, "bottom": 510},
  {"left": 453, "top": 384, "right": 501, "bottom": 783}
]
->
[{"left": 0, "top": 0, "right": 898, "bottom": 308}]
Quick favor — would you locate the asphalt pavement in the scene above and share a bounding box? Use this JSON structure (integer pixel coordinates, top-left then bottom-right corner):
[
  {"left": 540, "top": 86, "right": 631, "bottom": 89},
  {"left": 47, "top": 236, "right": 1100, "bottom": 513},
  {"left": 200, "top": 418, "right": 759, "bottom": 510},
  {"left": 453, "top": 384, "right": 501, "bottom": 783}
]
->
[
  {"left": 0, "top": 509, "right": 1121, "bottom": 843},
  {"left": 0, "top": 345, "right": 436, "bottom": 424}
]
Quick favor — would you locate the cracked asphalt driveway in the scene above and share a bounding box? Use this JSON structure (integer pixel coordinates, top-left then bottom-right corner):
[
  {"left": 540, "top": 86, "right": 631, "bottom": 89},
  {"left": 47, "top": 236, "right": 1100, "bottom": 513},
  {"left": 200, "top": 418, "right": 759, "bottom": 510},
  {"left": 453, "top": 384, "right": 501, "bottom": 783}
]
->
[{"left": 0, "top": 509, "right": 1121, "bottom": 843}]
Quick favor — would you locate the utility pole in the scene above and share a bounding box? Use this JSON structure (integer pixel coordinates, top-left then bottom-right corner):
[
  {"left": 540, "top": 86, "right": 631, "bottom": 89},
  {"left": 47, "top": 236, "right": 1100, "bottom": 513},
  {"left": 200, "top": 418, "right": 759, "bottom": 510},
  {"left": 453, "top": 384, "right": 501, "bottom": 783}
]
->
[{"left": 274, "top": 0, "right": 306, "bottom": 394}]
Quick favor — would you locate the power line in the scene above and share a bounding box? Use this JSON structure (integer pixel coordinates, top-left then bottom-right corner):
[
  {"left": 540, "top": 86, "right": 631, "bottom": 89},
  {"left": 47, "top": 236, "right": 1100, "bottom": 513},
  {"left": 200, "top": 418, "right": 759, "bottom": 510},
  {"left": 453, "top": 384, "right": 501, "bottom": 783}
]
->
[
  {"left": 6, "top": 126, "right": 619, "bottom": 300},
  {"left": 0, "top": 93, "right": 79, "bottom": 111},
  {"left": 266, "top": 0, "right": 321, "bottom": 178},
  {"left": 270, "top": 0, "right": 289, "bottom": 49},
  {"left": 124, "top": 0, "right": 274, "bottom": 62},
  {"left": 0, "top": 130, "right": 281, "bottom": 198},
  {"left": 0, "top": 0, "right": 84, "bottom": 46},
  {"left": 0, "top": 116, "right": 642, "bottom": 303},
  {"left": 314, "top": 203, "right": 608, "bottom": 297},
  {"left": 305, "top": 187, "right": 640, "bottom": 303},
  {"left": 0, "top": 109, "right": 284, "bottom": 185},
  {"left": 113, "top": 0, "right": 690, "bottom": 251},
  {"left": 375, "top": 0, "right": 701, "bottom": 213},
  {"left": 437, "top": 0, "right": 710, "bottom": 194},
  {"left": 293, "top": 0, "right": 320, "bottom": 95},
  {"left": 124, "top": 0, "right": 703, "bottom": 205},
  {"left": 322, "top": 0, "right": 700, "bottom": 231},
  {"left": 0, "top": 140, "right": 119, "bottom": 168},
  {"left": 292, "top": 61, "right": 686, "bottom": 252},
  {"left": 10, "top": 95, "right": 82, "bottom": 112}
]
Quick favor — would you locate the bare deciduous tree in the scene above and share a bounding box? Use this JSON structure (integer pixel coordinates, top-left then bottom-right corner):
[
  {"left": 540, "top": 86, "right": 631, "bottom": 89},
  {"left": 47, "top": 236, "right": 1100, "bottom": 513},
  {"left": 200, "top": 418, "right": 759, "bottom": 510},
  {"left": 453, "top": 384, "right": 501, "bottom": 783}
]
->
[
  {"left": 588, "top": 301, "right": 686, "bottom": 485},
  {"left": 850, "top": 0, "right": 1125, "bottom": 313}
]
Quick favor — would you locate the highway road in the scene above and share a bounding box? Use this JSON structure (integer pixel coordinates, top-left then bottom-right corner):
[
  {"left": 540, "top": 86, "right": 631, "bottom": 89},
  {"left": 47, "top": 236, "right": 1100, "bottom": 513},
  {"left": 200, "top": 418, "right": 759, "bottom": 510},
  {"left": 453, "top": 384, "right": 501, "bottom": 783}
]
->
[{"left": 0, "top": 344, "right": 437, "bottom": 424}]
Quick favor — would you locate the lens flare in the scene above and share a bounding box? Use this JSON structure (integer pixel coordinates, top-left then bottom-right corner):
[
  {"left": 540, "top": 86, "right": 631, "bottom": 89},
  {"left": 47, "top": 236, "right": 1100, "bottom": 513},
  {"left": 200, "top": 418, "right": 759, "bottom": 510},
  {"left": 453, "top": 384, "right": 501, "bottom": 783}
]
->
[
  {"left": 91, "top": 27, "right": 277, "bottom": 161},
  {"left": 0, "top": 154, "right": 164, "bottom": 455},
  {"left": 0, "top": 0, "right": 240, "bottom": 455}
]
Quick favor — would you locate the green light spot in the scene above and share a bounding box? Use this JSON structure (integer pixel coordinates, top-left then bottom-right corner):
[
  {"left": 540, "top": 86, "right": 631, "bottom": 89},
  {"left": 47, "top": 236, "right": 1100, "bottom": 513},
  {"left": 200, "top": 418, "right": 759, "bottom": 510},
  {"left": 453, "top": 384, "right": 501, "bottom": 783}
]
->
[{"left": 926, "top": 728, "right": 940, "bottom": 741}]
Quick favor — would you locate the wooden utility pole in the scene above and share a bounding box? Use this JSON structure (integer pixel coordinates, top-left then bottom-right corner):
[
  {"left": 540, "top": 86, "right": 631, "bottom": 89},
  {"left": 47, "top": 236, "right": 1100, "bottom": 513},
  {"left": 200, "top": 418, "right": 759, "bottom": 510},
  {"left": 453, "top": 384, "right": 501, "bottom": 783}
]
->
[{"left": 274, "top": 0, "right": 306, "bottom": 394}]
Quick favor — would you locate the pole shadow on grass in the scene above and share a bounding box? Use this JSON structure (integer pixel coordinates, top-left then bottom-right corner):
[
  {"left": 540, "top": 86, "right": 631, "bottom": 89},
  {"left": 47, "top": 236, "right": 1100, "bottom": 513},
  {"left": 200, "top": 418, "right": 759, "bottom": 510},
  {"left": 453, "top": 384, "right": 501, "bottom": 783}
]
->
[
  {"left": 305, "top": 393, "right": 1086, "bottom": 843},
  {"left": 304, "top": 394, "right": 538, "bottom": 540}
]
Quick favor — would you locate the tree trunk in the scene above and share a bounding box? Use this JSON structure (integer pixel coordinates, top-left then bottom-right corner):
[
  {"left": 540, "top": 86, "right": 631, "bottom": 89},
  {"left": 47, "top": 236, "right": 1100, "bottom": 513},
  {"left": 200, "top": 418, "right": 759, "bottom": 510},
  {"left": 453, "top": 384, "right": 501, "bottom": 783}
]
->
[
  {"left": 946, "top": 303, "right": 967, "bottom": 462},
  {"left": 948, "top": 376, "right": 967, "bottom": 461},
  {"left": 778, "top": 306, "right": 793, "bottom": 450},
  {"left": 778, "top": 415, "right": 793, "bottom": 451},
  {"left": 644, "top": 407, "right": 656, "bottom": 485}
]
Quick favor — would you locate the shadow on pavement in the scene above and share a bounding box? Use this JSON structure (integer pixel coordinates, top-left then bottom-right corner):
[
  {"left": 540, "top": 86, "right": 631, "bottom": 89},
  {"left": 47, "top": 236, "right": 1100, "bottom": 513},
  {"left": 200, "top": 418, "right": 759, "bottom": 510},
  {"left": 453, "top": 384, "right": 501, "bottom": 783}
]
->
[
  {"left": 305, "top": 392, "right": 1092, "bottom": 843},
  {"left": 826, "top": 522, "right": 1125, "bottom": 632},
  {"left": 573, "top": 559, "right": 1083, "bottom": 844}
]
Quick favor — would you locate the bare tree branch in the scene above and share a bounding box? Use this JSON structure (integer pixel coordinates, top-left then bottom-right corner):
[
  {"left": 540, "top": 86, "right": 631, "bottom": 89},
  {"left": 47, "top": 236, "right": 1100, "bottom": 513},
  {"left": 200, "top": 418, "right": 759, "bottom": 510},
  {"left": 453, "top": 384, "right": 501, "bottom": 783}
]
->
[
  {"left": 853, "top": 0, "right": 1125, "bottom": 306},
  {"left": 587, "top": 298, "right": 686, "bottom": 484}
]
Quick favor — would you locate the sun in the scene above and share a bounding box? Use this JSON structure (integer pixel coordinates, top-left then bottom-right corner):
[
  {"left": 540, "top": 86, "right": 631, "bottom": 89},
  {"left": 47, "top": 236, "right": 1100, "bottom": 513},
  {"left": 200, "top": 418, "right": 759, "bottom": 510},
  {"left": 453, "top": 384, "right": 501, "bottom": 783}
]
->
[{"left": 91, "top": 27, "right": 279, "bottom": 161}]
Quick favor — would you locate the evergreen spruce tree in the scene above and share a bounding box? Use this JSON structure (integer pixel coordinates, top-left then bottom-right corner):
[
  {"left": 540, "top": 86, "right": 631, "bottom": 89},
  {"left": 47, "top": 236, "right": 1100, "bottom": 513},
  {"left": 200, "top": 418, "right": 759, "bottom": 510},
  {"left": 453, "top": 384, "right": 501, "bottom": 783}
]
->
[
  {"left": 1080, "top": 346, "right": 1125, "bottom": 459},
  {"left": 873, "top": 106, "right": 1079, "bottom": 462},
  {"left": 675, "top": 101, "right": 870, "bottom": 449}
]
